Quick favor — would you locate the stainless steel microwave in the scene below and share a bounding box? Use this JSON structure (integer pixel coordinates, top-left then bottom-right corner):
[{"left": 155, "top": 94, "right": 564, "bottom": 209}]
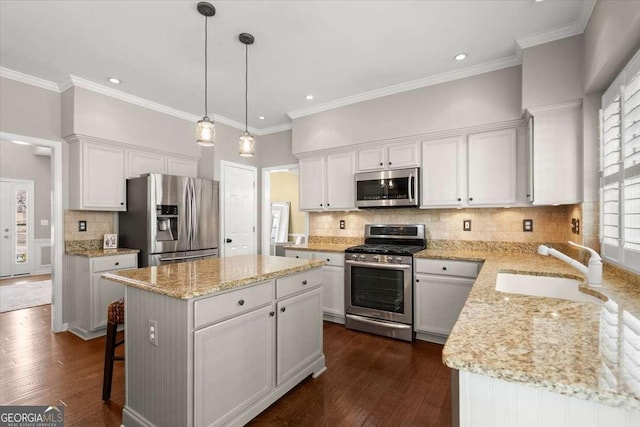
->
[{"left": 355, "top": 167, "right": 419, "bottom": 208}]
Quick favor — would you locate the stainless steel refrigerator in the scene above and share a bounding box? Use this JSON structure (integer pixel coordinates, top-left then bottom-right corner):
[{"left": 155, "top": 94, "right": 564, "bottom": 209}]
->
[{"left": 119, "top": 174, "right": 219, "bottom": 266}]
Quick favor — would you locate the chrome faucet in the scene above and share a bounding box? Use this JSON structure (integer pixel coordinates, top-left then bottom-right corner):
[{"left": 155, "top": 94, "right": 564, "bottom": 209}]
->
[{"left": 537, "top": 241, "right": 603, "bottom": 287}]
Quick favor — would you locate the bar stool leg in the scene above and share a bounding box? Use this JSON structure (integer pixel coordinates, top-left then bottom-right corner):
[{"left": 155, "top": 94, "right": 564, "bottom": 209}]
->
[{"left": 102, "top": 321, "right": 118, "bottom": 401}]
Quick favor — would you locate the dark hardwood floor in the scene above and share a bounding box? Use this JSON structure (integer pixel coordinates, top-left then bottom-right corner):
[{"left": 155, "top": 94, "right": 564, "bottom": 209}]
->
[{"left": 0, "top": 306, "right": 451, "bottom": 427}]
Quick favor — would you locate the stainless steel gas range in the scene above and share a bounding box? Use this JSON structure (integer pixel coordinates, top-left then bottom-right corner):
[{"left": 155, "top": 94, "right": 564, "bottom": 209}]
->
[{"left": 344, "top": 224, "right": 426, "bottom": 342}]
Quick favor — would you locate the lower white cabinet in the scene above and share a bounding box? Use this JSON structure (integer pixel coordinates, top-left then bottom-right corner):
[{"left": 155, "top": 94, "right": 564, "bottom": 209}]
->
[
  {"left": 414, "top": 258, "right": 480, "bottom": 343},
  {"left": 194, "top": 305, "right": 275, "bottom": 427},
  {"left": 277, "top": 287, "right": 323, "bottom": 385},
  {"left": 68, "top": 253, "right": 138, "bottom": 339}
]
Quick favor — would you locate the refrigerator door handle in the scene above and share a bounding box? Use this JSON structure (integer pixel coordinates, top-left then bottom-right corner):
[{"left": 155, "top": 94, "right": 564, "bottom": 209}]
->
[{"left": 191, "top": 179, "right": 198, "bottom": 250}]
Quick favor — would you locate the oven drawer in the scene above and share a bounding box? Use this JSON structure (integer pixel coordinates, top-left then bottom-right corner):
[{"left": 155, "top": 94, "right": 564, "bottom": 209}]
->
[
  {"left": 415, "top": 258, "right": 480, "bottom": 278},
  {"left": 277, "top": 269, "right": 323, "bottom": 299},
  {"left": 313, "top": 251, "right": 344, "bottom": 267}
]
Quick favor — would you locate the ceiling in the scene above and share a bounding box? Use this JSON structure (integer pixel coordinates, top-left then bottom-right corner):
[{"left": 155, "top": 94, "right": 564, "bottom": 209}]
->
[{"left": 0, "top": 1, "right": 594, "bottom": 133}]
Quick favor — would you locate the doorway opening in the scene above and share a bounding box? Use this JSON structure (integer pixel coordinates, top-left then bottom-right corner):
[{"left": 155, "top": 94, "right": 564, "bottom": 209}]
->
[{"left": 262, "top": 164, "right": 307, "bottom": 256}]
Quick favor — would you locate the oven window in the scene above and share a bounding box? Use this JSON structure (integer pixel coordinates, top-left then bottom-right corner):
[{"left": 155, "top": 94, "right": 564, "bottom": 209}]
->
[{"left": 350, "top": 266, "right": 404, "bottom": 313}]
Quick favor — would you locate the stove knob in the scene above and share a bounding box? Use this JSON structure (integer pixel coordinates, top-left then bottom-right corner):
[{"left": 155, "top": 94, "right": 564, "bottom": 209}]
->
[
  {"left": 373, "top": 255, "right": 379, "bottom": 262},
  {"left": 359, "top": 255, "right": 366, "bottom": 261},
  {"left": 351, "top": 254, "right": 358, "bottom": 261},
  {"left": 386, "top": 256, "right": 393, "bottom": 262},
  {"left": 395, "top": 257, "right": 403, "bottom": 263}
]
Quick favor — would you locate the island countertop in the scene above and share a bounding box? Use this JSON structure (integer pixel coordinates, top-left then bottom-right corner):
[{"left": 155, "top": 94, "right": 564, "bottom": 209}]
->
[
  {"left": 102, "top": 254, "right": 324, "bottom": 299},
  {"left": 414, "top": 248, "right": 640, "bottom": 412}
]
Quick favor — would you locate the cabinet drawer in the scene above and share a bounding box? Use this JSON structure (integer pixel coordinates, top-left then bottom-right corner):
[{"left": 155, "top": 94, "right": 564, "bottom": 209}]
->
[
  {"left": 415, "top": 258, "right": 480, "bottom": 278},
  {"left": 194, "top": 280, "right": 275, "bottom": 329},
  {"left": 284, "top": 250, "right": 313, "bottom": 260},
  {"left": 92, "top": 254, "right": 137, "bottom": 273},
  {"left": 313, "top": 251, "right": 345, "bottom": 267},
  {"left": 276, "top": 269, "right": 323, "bottom": 299}
]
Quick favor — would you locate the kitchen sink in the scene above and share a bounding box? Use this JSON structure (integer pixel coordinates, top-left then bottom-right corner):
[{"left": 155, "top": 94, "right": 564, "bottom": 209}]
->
[{"left": 495, "top": 273, "right": 603, "bottom": 304}]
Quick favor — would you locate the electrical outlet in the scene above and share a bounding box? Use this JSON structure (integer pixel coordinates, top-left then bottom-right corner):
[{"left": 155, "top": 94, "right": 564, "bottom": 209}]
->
[
  {"left": 78, "top": 220, "right": 87, "bottom": 232},
  {"left": 40, "top": 219, "right": 49, "bottom": 226},
  {"left": 149, "top": 319, "right": 158, "bottom": 346},
  {"left": 571, "top": 218, "right": 580, "bottom": 235},
  {"left": 339, "top": 220, "right": 345, "bottom": 230},
  {"left": 523, "top": 219, "right": 533, "bottom": 232},
  {"left": 463, "top": 220, "right": 472, "bottom": 231}
]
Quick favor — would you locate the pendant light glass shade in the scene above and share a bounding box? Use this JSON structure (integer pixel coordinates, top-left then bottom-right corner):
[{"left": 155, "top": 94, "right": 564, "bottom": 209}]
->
[
  {"left": 196, "top": 116, "right": 215, "bottom": 146},
  {"left": 238, "top": 131, "right": 255, "bottom": 157}
]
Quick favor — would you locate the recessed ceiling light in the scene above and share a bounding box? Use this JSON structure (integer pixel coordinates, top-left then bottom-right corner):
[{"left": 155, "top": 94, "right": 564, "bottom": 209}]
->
[
  {"left": 108, "top": 77, "right": 121, "bottom": 84},
  {"left": 11, "top": 140, "right": 30, "bottom": 146},
  {"left": 306, "top": 94, "right": 314, "bottom": 100},
  {"left": 259, "top": 116, "right": 265, "bottom": 120},
  {"left": 534, "top": 0, "right": 545, "bottom": 2},
  {"left": 454, "top": 53, "right": 467, "bottom": 61}
]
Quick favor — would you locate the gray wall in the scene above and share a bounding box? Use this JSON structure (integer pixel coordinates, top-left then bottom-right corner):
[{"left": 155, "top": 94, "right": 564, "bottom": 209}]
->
[
  {"left": 584, "top": 0, "right": 640, "bottom": 93},
  {"left": 0, "top": 140, "right": 52, "bottom": 239},
  {"left": 522, "top": 35, "right": 584, "bottom": 109},
  {"left": 0, "top": 77, "right": 61, "bottom": 141},
  {"left": 291, "top": 65, "right": 522, "bottom": 154}
]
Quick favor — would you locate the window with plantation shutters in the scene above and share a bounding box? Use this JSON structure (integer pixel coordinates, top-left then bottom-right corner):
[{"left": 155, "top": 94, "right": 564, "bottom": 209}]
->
[{"left": 600, "top": 49, "right": 640, "bottom": 273}]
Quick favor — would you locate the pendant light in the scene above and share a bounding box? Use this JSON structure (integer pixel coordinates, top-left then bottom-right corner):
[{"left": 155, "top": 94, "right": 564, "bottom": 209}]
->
[
  {"left": 238, "top": 33, "right": 255, "bottom": 157},
  {"left": 196, "top": 2, "right": 216, "bottom": 147}
]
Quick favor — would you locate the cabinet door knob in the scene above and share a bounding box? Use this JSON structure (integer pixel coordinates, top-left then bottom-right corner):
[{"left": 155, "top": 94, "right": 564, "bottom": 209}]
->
[
  {"left": 280, "top": 307, "right": 286, "bottom": 312},
  {"left": 115, "top": 262, "right": 119, "bottom": 266},
  {"left": 388, "top": 162, "right": 392, "bottom": 165},
  {"left": 238, "top": 299, "right": 245, "bottom": 306},
  {"left": 416, "top": 279, "right": 420, "bottom": 282},
  {"left": 120, "top": 202, "right": 124, "bottom": 206},
  {"left": 457, "top": 198, "right": 461, "bottom": 202},
  {"left": 326, "top": 258, "right": 330, "bottom": 262},
  {"left": 320, "top": 203, "right": 323, "bottom": 207},
  {"left": 442, "top": 266, "right": 447, "bottom": 271},
  {"left": 302, "top": 280, "right": 308, "bottom": 285},
  {"left": 469, "top": 197, "right": 473, "bottom": 201},
  {"left": 379, "top": 162, "right": 383, "bottom": 166},
  {"left": 295, "top": 255, "right": 299, "bottom": 258},
  {"left": 327, "top": 203, "right": 330, "bottom": 207},
  {"left": 226, "top": 238, "right": 233, "bottom": 243},
  {"left": 269, "top": 311, "right": 275, "bottom": 317}
]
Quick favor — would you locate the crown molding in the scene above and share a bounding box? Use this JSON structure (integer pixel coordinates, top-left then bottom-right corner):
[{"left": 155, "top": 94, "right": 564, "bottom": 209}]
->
[
  {"left": 287, "top": 55, "right": 522, "bottom": 120},
  {"left": 254, "top": 123, "right": 292, "bottom": 136},
  {"left": 0, "top": 67, "right": 60, "bottom": 92},
  {"left": 577, "top": 0, "right": 597, "bottom": 32},
  {"left": 63, "top": 133, "right": 199, "bottom": 160}
]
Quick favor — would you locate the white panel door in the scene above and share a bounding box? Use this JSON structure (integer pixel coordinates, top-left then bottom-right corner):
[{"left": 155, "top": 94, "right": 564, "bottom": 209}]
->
[
  {"left": 357, "top": 147, "right": 386, "bottom": 171},
  {"left": 82, "top": 143, "right": 126, "bottom": 210},
  {"left": 0, "top": 181, "right": 12, "bottom": 277},
  {"left": 321, "top": 265, "right": 344, "bottom": 316},
  {"left": 467, "top": 128, "right": 517, "bottom": 205},
  {"left": 325, "top": 151, "right": 356, "bottom": 210},
  {"left": 222, "top": 162, "right": 257, "bottom": 257},
  {"left": 298, "top": 156, "right": 325, "bottom": 210},
  {"left": 387, "top": 141, "right": 420, "bottom": 169},
  {"left": 126, "top": 150, "right": 166, "bottom": 178},
  {"left": 167, "top": 156, "right": 198, "bottom": 178},
  {"left": 414, "top": 274, "right": 473, "bottom": 336},
  {"left": 421, "top": 137, "right": 465, "bottom": 207}
]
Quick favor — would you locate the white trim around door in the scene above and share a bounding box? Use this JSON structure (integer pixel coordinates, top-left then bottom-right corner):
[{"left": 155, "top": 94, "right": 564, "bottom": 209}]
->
[{"left": 0, "top": 132, "right": 65, "bottom": 333}]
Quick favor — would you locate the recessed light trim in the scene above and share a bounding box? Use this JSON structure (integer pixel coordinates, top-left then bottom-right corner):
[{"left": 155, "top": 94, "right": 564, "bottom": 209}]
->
[
  {"left": 454, "top": 53, "right": 467, "bottom": 61},
  {"left": 259, "top": 116, "right": 265, "bottom": 120},
  {"left": 306, "top": 94, "right": 314, "bottom": 100},
  {"left": 108, "top": 77, "right": 121, "bottom": 84}
]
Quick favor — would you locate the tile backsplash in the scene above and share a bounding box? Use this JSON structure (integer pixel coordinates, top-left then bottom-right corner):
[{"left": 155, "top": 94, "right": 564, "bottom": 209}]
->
[
  {"left": 309, "top": 205, "right": 580, "bottom": 243},
  {"left": 64, "top": 210, "right": 116, "bottom": 242}
]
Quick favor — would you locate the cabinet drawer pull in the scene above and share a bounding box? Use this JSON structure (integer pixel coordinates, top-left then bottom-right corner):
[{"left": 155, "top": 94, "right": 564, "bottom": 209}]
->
[
  {"left": 302, "top": 280, "right": 308, "bottom": 285},
  {"left": 416, "top": 279, "right": 420, "bottom": 282},
  {"left": 115, "top": 262, "right": 119, "bottom": 266},
  {"left": 280, "top": 307, "right": 286, "bottom": 312},
  {"left": 238, "top": 299, "right": 245, "bottom": 306},
  {"left": 379, "top": 162, "right": 383, "bottom": 166},
  {"left": 442, "top": 266, "right": 447, "bottom": 271},
  {"left": 269, "top": 311, "right": 275, "bottom": 317},
  {"left": 326, "top": 258, "right": 330, "bottom": 262}
]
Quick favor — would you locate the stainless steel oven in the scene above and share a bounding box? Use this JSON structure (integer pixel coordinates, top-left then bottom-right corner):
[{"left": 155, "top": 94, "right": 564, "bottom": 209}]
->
[
  {"left": 344, "top": 224, "right": 426, "bottom": 342},
  {"left": 355, "top": 167, "right": 419, "bottom": 208}
]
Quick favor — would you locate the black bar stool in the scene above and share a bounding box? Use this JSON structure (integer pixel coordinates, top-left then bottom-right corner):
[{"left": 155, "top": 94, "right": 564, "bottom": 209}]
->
[{"left": 102, "top": 298, "right": 125, "bottom": 401}]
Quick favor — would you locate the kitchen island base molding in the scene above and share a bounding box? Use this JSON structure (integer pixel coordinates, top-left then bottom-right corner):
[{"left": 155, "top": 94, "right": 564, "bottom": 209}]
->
[{"left": 458, "top": 371, "right": 640, "bottom": 427}]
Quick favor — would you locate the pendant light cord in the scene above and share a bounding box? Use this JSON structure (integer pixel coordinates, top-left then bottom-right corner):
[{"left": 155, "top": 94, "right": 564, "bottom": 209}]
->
[
  {"left": 245, "top": 43, "right": 248, "bottom": 132},
  {"left": 204, "top": 15, "right": 208, "bottom": 117}
]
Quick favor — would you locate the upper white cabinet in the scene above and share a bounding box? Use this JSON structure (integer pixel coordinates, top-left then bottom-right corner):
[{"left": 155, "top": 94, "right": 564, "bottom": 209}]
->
[
  {"left": 357, "top": 141, "right": 419, "bottom": 171},
  {"left": 421, "top": 136, "right": 465, "bottom": 207},
  {"left": 126, "top": 150, "right": 165, "bottom": 179},
  {"left": 69, "top": 141, "right": 127, "bottom": 211},
  {"left": 467, "top": 128, "right": 517, "bottom": 205},
  {"left": 167, "top": 156, "right": 198, "bottom": 178},
  {"left": 527, "top": 102, "right": 582, "bottom": 205},
  {"left": 299, "top": 151, "right": 356, "bottom": 211}
]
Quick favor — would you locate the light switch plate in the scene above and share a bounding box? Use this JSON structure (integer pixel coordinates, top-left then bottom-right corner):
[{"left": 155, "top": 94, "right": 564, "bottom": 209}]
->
[
  {"left": 523, "top": 219, "right": 533, "bottom": 232},
  {"left": 463, "top": 220, "right": 471, "bottom": 231}
]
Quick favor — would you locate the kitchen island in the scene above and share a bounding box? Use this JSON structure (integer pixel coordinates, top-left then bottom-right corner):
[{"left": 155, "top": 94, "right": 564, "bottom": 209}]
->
[{"left": 102, "top": 254, "right": 326, "bottom": 427}]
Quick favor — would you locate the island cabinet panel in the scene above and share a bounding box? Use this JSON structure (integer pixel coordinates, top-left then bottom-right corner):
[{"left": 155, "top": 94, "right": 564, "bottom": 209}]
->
[
  {"left": 276, "top": 287, "right": 323, "bottom": 385},
  {"left": 194, "top": 304, "right": 275, "bottom": 427}
]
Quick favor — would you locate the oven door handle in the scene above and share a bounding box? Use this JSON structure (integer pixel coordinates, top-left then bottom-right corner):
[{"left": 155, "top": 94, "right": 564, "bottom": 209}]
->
[
  {"left": 346, "top": 314, "right": 411, "bottom": 329},
  {"left": 345, "top": 260, "right": 412, "bottom": 270}
]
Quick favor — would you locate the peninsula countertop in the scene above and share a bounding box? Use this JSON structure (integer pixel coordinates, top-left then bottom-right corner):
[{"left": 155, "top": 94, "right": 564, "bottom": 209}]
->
[
  {"left": 102, "top": 254, "right": 325, "bottom": 299},
  {"left": 414, "top": 248, "right": 640, "bottom": 412}
]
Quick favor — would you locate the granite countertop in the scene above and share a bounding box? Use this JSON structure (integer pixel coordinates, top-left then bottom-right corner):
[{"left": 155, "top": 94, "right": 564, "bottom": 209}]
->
[
  {"left": 66, "top": 248, "right": 140, "bottom": 257},
  {"left": 283, "top": 243, "right": 354, "bottom": 253},
  {"left": 414, "top": 248, "right": 640, "bottom": 412},
  {"left": 102, "top": 254, "right": 325, "bottom": 299}
]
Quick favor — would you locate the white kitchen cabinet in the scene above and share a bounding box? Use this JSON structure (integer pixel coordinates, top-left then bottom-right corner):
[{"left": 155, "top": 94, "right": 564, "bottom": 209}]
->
[
  {"left": 527, "top": 102, "right": 582, "bottom": 205},
  {"left": 299, "top": 156, "right": 325, "bottom": 210},
  {"left": 421, "top": 136, "right": 465, "bottom": 207},
  {"left": 68, "top": 253, "right": 138, "bottom": 339},
  {"left": 69, "top": 141, "right": 127, "bottom": 211},
  {"left": 167, "top": 156, "right": 199, "bottom": 178},
  {"left": 414, "top": 258, "right": 479, "bottom": 344},
  {"left": 284, "top": 249, "right": 313, "bottom": 260},
  {"left": 194, "top": 304, "right": 275, "bottom": 427},
  {"left": 326, "top": 151, "right": 357, "bottom": 209},
  {"left": 357, "top": 141, "right": 420, "bottom": 171},
  {"left": 126, "top": 150, "right": 166, "bottom": 179},
  {"left": 299, "top": 151, "right": 356, "bottom": 211},
  {"left": 467, "top": 128, "right": 517, "bottom": 205},
  {"left": 276, "top": 287, "right": 323, "bottom": 385}
]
